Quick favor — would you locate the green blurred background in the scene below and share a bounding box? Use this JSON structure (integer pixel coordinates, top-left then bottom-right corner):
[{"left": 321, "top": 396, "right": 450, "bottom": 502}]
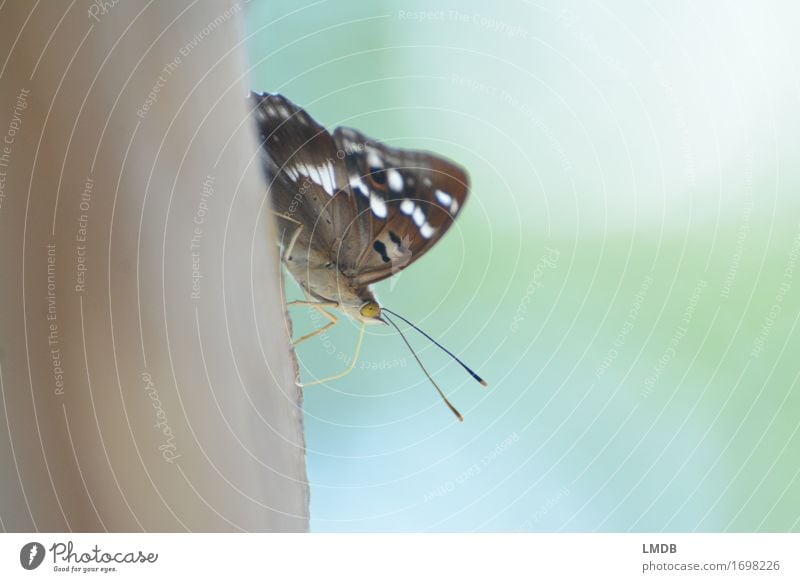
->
[{"left": 244, "top": 0, "right": 800, "bottom": 531}]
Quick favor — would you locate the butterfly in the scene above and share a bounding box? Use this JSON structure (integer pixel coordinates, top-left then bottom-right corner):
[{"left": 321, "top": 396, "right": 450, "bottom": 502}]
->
[{"left": 250, "top": 92, "right": 485, "bottom": 420}]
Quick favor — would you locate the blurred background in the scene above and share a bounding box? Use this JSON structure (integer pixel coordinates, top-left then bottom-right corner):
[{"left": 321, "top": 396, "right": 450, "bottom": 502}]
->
[{"left": 244, "top": 0, "right": 800, "bottom": 531}]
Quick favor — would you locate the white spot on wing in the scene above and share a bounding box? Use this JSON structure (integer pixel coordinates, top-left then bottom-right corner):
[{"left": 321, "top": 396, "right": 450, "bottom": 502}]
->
[
  {"left": 306, "top": 164, "right": 322, "bottom": 188},
  {"left": 420, "top": 223, "right": 435, "bottom": 238},
  {"left": 367, "top": 149, "right": 383, "bottom": 170},
  {"left": 350, "top": 177, "right": 369, "bottom": 198},
  {"left": 450, "top": 199, "right": 460, "bottom": 213},
  {"left": 370, "top": 193, "right": 388, "bottom": 218},
  {"left": 412, "top": 206, "right": 425, "bottom": 227},
  {"left": 388, "top": 169, "right": 404, "bottom": 192},
  {"left": 435, "top": 189, "right": 453, "bottom": 207},
  {"left": 317, "top": 162, "right": 335, "bottom": 195},
  {"left": 400, "top": 199, "right": 415, "bottom": 215}
]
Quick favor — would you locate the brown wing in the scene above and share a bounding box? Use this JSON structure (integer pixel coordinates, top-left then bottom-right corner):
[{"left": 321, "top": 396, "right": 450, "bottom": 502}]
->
[
  {"left": 250, "top": 92, "right": 470, "bottom": 283},
  {"left": 250, "top": 92, "right": 352, "bottom": 263},
  {"left": 332, "top": 126, "right": 469, "bottom": 287}
]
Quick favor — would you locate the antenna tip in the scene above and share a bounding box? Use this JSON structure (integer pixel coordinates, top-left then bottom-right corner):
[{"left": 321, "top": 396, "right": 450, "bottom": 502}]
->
[
  {"left": 480, "top": 379, "right": 488, "bottom": 388},
  {"left": 456, "top": 413, "right": 464, "bottom": 422}
]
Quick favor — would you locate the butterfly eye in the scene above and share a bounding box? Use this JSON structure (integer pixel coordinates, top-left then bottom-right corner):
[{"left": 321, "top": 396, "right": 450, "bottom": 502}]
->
[{"left": 359, "top": 301, "right": 382, "bottom": 318}]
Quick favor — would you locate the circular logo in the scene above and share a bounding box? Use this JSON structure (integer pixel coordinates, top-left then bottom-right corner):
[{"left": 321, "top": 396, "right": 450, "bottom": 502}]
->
[{"left": 19, "top": 542, "right": 45, "bottom": 570}]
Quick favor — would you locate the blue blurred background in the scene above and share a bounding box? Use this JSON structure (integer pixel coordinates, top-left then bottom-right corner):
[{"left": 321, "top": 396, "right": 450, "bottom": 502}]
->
[{"left": 244, "top": 0, "right": 800, "bottom": 531}]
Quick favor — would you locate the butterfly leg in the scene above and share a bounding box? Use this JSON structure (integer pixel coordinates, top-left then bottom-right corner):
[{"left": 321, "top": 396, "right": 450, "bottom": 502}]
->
[
  {"left": 302, "top": 323, "right": 366, "bottom": 387},
  {"left": 287, "top": 301, "right": 339, "bottom": 345},
  {"left": 271, "top": 211, "right": 303, "bottom": 262}
]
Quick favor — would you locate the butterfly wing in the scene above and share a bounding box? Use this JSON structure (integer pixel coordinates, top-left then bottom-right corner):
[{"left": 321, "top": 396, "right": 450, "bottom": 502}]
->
[
  {"left": 250, "top": 91, "right": 351, "bottom": 264},
  {"left": 251, "top": 92, "right": 469, "bottom": 288},
  {"left": 332, "top": 127, "right": 469, "bottom": 287}
]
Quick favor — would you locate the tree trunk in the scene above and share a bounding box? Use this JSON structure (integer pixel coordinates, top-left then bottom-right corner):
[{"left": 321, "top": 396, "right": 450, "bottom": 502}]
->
[{"left": 0, "top": 1, "right": 308, "bottom": 532}]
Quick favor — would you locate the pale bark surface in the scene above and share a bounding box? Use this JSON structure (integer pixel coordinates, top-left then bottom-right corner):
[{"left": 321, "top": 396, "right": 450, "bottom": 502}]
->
[{"left": 0, "top": 1, "right": 308, "bottom": 532}]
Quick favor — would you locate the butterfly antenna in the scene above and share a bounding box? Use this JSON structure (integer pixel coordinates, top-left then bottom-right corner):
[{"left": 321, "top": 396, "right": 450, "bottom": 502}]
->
[
  {"left": 383, "top": 313, "right": 463, "bottom": 422},
  {"left": 382, "top": 308, "right": 488, "bottom": 387}
]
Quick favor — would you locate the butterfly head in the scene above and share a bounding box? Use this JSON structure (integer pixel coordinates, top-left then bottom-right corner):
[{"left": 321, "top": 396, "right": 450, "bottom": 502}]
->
[{"left": 356, "top": 300, "right": 387, "bottom": 325}]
